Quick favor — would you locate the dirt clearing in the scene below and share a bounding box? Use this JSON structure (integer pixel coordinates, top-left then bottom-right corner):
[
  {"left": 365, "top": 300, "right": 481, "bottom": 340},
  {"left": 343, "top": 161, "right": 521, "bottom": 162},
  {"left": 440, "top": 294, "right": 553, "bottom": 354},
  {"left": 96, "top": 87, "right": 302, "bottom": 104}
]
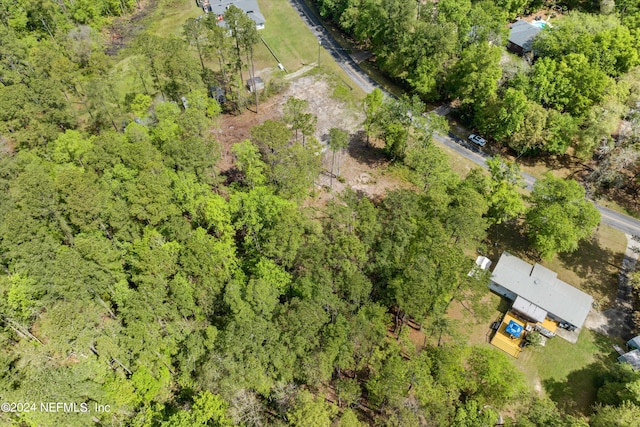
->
[{"left": 216, "top": 74, "right": 407, "bottom": 199}]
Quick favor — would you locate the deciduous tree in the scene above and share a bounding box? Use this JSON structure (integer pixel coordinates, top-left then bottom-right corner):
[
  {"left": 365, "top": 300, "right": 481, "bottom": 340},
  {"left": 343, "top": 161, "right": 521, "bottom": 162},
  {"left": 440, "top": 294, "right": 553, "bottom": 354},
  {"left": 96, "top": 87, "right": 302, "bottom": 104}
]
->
[
  {"left": 526, "top": 174, "right": 601, "bottom": 259},
  {"left": 485, "top": 156, "right": 525, "bottom": 224}
]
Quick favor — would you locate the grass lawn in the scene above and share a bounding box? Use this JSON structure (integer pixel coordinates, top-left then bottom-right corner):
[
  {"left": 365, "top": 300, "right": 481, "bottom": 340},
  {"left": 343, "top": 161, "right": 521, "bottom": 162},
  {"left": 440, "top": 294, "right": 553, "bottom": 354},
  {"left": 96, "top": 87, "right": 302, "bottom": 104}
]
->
[
  {"left": 108, "top": 0, "right": 365, "bottom": 106},
  {"left": 147, "top": 0, "right": 202, "bottom": 37},
  {"left": 515, "top": 153, "right": 578, "bottom": 181},
  {"left": 447, "top": 292, "right": 507, "bottom": 346},
  {"left": 437, "top": 141, "right": 487, "bottom": 179},
  {"left": 515, "top": 328, "right": 623, "bottom": 417},
  {"left": 486, "top": 222, "right": 627, "bottom": 310},
  {"left": 254, "top": 0, "right": 367, "bottom": 100},
  {"left": 449, "top": 294, "right": 624, "bottom": 417},
  {"left": 257, "top": 0, "right": 320, "bottom": 71}
]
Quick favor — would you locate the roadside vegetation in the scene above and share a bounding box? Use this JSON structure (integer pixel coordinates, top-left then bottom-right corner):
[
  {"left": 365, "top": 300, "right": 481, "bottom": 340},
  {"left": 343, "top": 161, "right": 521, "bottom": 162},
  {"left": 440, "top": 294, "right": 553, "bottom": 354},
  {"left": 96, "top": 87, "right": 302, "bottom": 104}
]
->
[
  {"left": 0, "top": 0, "right": 638, "bottom": 426},
  {"left": 314, "top": 0, "right": 640, "bottom": 216}
]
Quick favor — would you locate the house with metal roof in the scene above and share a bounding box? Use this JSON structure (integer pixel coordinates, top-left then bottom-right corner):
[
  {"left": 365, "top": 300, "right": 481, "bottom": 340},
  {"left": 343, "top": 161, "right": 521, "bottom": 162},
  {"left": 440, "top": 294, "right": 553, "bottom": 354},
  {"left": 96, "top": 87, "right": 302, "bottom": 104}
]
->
[
  {"left": 618, "top": 349, "right": 640, "bottom": 371},
  {"left": 628, "top": 335, "right": 640, "bottom": 350},
  {"left": 202, "top": 0, "right": 266, "bottom": 30},
  {"left": 489, "top": 252, "right": 593, "bottom": 333},
  {"left": 507, "top": 19, "right": 543, "bottom": 55}
]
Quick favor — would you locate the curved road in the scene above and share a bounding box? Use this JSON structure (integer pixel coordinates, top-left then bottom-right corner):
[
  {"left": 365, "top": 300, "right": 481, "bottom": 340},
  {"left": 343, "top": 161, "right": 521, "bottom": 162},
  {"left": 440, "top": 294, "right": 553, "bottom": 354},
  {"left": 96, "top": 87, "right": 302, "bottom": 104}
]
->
[{"left": 289, "top": 0, "right": 640, "bottom": 237}]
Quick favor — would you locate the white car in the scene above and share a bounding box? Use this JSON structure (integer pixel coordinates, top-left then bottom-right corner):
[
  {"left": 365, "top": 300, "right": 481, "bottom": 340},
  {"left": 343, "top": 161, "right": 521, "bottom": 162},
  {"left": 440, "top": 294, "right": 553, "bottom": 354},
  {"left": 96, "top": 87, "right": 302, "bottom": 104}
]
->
[{"left": 468, "top": 134, "right": 487, "bottom": 147}]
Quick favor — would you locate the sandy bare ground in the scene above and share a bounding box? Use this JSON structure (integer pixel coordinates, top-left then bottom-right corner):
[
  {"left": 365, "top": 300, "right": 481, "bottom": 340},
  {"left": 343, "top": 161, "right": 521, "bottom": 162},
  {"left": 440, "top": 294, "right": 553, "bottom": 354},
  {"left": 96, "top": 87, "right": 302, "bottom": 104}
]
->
[{"left": 216, "top": 74, "right": 407, "bottom": 200}]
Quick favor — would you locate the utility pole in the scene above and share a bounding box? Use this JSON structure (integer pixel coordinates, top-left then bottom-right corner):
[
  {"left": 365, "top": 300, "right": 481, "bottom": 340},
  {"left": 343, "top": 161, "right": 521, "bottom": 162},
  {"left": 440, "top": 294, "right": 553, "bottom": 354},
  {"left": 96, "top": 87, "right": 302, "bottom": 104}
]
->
[{"left": 318, "top": 41, "right": 321, "bottom": 67}]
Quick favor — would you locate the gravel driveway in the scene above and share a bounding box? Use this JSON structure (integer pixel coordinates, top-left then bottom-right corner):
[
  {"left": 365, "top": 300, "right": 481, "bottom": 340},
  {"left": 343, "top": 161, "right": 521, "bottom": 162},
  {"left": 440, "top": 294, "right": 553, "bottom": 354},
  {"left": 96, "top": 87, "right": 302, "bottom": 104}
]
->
[{"left": 584, "top": 234, "right": 640, "bottom": 339}]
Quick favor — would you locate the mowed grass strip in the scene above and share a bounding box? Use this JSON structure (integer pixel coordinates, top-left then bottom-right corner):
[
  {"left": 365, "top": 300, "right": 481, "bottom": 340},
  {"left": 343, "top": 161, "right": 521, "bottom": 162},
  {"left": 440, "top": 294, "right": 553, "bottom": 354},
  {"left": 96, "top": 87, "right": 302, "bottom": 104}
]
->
[
  {"left": 256, "top": 0, "right": 365, "bottom": 102},
  {"left": 148, "top": 0, "right": 202, "bottom": 37},
  {"left": 256, "top": 0, "right": 319, "bottom": 70}
]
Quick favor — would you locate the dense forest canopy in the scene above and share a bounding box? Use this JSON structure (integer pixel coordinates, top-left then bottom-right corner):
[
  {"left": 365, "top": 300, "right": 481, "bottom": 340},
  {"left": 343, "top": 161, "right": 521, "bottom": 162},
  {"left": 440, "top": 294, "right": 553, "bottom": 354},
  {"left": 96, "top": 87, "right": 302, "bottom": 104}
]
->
[{"left": 0, "top": 0, "right": 638, "bottom": 425}]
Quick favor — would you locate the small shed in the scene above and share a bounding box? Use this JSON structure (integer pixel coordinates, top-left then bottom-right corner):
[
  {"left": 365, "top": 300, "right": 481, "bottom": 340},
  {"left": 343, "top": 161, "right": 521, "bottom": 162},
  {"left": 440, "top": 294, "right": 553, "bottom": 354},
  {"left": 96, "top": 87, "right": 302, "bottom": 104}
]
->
[
  {"left": 627, "top": 336, "right": 640, "bottom": 350},
  {"left": 468, "top": 255, "right": 492, "bottom": 278},
  {"left": 247, "top": 76, "right": 264, "bottom": 93},
  {"left": 507, "top": 20, "right": 542, "bottom": 55},
  {"left": 618, "top": 349, "right": 640, "bottom": 371}
]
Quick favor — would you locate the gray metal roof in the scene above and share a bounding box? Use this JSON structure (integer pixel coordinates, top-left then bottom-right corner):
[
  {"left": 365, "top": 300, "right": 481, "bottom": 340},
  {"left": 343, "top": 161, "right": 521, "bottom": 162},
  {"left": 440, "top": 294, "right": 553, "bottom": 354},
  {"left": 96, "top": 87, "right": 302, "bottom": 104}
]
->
[
  {"left": 491, "top": 252, "right": 593, "bottom": 328},
  {"left": 513, "top": 295, "right": 547, "bottom": 323},
  {"left": 508, "top": 20, "right": 542, "bottom": 52},
  {"left": 209, "top": 0, "right": 265, "bottom": 28},
  {"left": 618, "top": 349, "right": 640, "bottom": 370},
  {"left": 628, "top": 336, "right": 640, "bottom": 350}
]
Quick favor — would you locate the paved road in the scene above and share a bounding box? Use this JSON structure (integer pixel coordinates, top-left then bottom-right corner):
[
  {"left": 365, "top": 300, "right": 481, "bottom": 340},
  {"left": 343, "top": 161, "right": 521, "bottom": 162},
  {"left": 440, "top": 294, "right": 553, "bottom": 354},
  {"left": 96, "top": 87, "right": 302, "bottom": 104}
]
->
[
  {"left": 434, "top": 133, "right": 640, "bottom": 235},
  {"left": 431, "top": 133, "right": 536, "bottom": 191},
  {"left": 289, "top": 0, "right": 640, "bottom": 237},
  {"left": 288, "top": 0, "right": 378, "bottom": 93},
  {"left": 597, "top": 206, "right": 640, "bottom": 236}
]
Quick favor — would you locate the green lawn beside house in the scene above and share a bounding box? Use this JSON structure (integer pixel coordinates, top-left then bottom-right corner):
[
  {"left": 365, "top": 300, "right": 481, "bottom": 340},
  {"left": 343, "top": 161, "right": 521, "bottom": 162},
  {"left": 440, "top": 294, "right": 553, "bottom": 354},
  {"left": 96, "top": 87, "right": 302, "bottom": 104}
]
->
[
  {"left": 257, "top": 0, "right": 320, "bottom": 70},
  {"left": 515, "top": 328, "right": 623, "bottom": 417}
]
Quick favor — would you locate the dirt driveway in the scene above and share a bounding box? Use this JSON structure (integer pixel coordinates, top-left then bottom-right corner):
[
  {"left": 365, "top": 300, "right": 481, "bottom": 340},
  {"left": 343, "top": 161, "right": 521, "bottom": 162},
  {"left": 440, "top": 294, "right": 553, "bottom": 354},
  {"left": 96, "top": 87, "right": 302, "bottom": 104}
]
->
[{"left": 584, "top": 234, "right": 640, "bottom": 340}]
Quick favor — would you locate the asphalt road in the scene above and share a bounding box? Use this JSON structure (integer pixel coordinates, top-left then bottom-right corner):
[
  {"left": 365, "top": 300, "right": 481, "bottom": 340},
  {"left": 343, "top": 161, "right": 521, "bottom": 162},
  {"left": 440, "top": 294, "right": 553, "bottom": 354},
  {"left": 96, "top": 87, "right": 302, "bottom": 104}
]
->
[
  {"left": 288, "top": 0, "right": 378, "bottom": 93},
  {"left": 289, "top": 0, "right": 640, "bottom": 237},
  {"left": 433, "top": 134, "right": 640, "bottom": 236}
]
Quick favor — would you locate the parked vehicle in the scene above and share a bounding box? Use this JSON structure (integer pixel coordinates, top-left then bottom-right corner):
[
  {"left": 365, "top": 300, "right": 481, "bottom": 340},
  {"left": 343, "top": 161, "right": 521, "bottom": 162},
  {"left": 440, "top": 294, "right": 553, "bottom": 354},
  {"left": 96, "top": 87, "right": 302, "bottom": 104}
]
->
[{"left": 468, "top": 134, "right": 487, "bottom": 147}]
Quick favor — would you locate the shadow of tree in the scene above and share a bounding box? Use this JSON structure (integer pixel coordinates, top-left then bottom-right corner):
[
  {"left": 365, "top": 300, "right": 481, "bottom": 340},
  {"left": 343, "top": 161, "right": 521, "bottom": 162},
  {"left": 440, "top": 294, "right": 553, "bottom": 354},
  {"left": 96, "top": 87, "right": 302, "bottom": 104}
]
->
[
  {"left": 599, "top": 186, "right": 640, "bottom": 217},
  {"left": 517, "top": 153, "right": 585, "bottom": 175},
  {"left": 220, "top": 166, "right": 244, "bottom": 187},
  {"left": 598, "top": 306, "right": 633, "bottom": 341},
  {"left": 542, "top": 334, "right": 619, "bottom": 417},
  {"left": 485, "top": 220, "right": 537, "bottom": 263},
  {"left": 346, "top": 131, "right": 389, "bottom": 168},
  {"left": 495, "top": 296, "right": 512, "bottom": 313},
  {"left": 558, "top": 235, "right": 621, "bottom": 308},
  {"left": 542, "top": 361, "right": 604, "bottom": 417}
]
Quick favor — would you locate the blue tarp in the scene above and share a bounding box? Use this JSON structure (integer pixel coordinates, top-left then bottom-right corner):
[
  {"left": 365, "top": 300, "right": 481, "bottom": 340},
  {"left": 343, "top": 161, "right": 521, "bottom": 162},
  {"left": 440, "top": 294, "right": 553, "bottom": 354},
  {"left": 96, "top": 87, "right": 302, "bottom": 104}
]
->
[{"left": 505, "top": 320, "right": 523, "bottom": 338}]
